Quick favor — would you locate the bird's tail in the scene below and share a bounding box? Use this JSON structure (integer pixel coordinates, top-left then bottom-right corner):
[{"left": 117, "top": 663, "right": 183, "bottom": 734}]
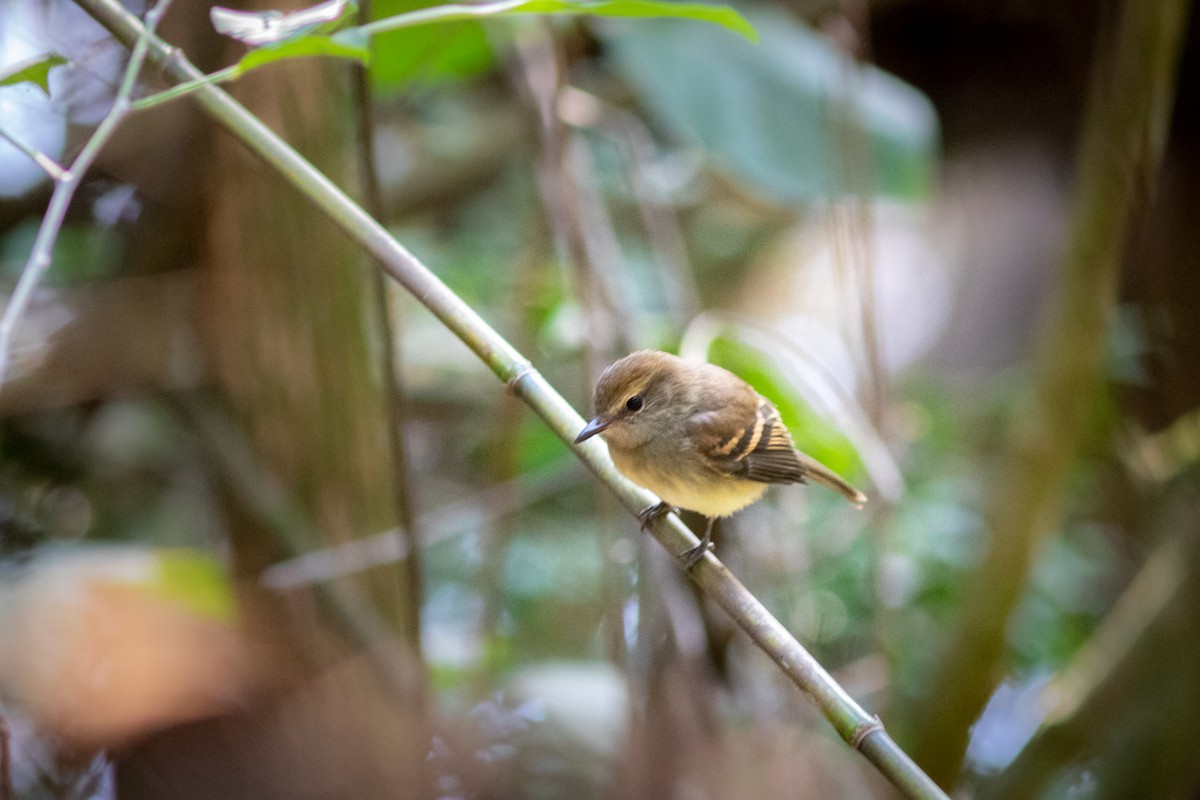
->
[{"left": 797, "top": 452, "right": 868, "bottom": 508}]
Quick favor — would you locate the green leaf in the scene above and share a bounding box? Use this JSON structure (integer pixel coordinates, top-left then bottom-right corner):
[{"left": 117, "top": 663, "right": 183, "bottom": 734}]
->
[
  {"left": 376, "top": 24, "right": 495, "bottom": 88},
  {"left": 0, "top": 53, "right": 69, "bottom": 96},
  {"left": 520, "top": 0, "right": 755, "bottom": 39},
  {"left": 369, "top": 0, "right": 497, "bottom": 90},
  {"left": 361, "top": 0, "right": 756, "bottom": 42},
  {"left": 141, "top": 0, "right": 750, "bottom": 108},
  {"left": 237, "top": 30, "right": 372, "bottom": 72},
  {"left": 604, "top": 8, "right": 938, "bottom": 201}
]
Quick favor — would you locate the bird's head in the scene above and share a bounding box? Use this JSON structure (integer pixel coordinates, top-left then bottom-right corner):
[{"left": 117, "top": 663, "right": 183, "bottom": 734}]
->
[{"left": 574, "top": 350, "right": 685, "bottom": 450}]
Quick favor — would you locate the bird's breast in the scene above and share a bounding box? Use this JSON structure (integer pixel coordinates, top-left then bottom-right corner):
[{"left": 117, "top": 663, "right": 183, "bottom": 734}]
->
[{"left": 608, "top": 443, "right": 767, "bottom": 517}]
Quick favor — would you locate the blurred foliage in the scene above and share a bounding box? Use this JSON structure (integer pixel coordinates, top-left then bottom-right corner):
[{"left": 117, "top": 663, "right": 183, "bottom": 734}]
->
[
  {"left": 154, "top": 547, "right": 238, "bottom": 621},
  {"left": 604, "top": 8, "right": 937, "bottom": 202},
  {"left": 0, "top": 219, "right": 126, "bottom": 286},
  {"left": 369, "top": 0, "right": 496, "bottom": 88}
]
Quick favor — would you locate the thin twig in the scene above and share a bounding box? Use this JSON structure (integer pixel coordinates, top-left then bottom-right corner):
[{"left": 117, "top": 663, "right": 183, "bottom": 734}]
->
[
  {"left": 505, "top": 24, "right": 637, "bottom": 668},
  {"left": 356, "top": 0, "right": 566, "bottom": 36},
  {"left": 350, "top": 0, "right": 427, "bottom": 675},
  {"left": 72, "top": 3, "right": 948, "bottom": 796},
  {"left": 261, "top": 456, "right": 586, "bottom": 590},
  {"left": 557, "top": 86, "right": 701, "bottom": 324},
  {"left": 0, "top": 127, "right": 68, "bottom": 181},
  {"left": 473, "top": 225, "right": 547, "bottom": 670},
  {"left": 0, "top": 0, "right": 172, "bottom": 383}
]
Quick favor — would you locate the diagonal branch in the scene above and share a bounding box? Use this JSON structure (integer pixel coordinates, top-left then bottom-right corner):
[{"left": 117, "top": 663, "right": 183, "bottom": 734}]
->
[
  {"left": 70, "top": 1, "right": 947, "bottom": 796},
  {"left": 0, "top": 127, "right": 68, "bottom": 181}
]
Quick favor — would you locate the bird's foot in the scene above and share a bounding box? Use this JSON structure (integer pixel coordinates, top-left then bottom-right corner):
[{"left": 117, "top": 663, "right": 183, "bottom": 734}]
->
[
  {"left": 680, "top": 540, "right": 714, "bottom": 569},
  {"left": 680, "top": 517, "right": 717, "bottom": 570},
  {"left": 638, "top": 501, "right": 673, "bottom": 532}
]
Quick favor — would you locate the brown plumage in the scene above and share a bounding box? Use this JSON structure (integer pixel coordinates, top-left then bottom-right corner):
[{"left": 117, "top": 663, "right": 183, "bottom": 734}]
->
[{"left": 575, "top": 350, "right": 866, "bottom": 566}]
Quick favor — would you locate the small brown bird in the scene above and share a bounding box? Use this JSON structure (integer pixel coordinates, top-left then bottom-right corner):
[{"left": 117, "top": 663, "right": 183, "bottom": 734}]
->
[{"left": 575, "top": 350, "right": 866, "bottom": 567}]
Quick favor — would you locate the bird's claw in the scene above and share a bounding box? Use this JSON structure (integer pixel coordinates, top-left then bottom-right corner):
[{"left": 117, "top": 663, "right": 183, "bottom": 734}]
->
[
  {"left": 637, "top": 501, "right": 673, "bottom": 532},
  {"left": 680, "top": 540, "right": 714, "bottom": 569},
  {"left": 681, "top": 517, "right": 717, "bottom": 569},
  {"left": 637, "top": 503, "right": 715, "bottom": 569}
]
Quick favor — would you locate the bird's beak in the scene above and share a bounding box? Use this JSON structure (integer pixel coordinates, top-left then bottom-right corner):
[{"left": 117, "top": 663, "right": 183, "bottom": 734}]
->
[{"left": 574, "top": 416, "right": 611, "bottom": 444}]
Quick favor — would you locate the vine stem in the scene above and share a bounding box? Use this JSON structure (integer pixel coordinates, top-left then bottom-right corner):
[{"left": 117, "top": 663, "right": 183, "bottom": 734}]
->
[
  {"left": 0, "top": 0, "right": 171, "bottom": 383},
  {"left": 0, "top": 127, "right": 67, "bottom": 181},
  {"left": 70, "top": 1, "right": 947, "bottom": 796}
]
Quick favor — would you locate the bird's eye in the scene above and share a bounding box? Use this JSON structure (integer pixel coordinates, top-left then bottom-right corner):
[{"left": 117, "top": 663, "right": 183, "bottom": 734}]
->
[{"left": 625, "top": 395, "right": 644, "bottom": 412}]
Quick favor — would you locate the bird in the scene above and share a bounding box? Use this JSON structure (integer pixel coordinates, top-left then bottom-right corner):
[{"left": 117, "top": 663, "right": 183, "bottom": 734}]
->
[{"left": 574, "top": 350, "right": 866, "bottom": 567}]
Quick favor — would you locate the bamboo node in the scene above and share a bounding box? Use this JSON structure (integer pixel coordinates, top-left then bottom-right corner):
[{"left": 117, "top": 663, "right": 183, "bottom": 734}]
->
[
  {"left": 850, "top": 715, "right": 884, "bottom": 751},
  {"left": 506, "top": 361, "right": 535, "bottom": 395}
]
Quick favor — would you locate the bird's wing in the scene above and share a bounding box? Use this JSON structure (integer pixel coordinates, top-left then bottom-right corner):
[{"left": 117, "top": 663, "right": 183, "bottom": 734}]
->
[
  {"left": 689, "top": 394, "right": 868, "bottom": 506},
  {"left": 740, "top": 400, "right": 813, "bottom": 483},
  {"left": 688, "top": 394, "right": 809, "bottom": 485}
]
